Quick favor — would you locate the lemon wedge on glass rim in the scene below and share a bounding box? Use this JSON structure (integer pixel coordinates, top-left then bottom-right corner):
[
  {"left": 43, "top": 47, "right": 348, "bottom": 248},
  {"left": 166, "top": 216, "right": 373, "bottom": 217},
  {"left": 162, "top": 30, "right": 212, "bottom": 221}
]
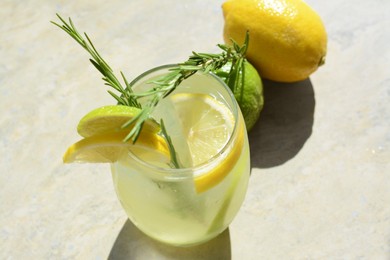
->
[
  {"left": 63, "top": 105, "right": 169, "bottom": 163},
  {"left": 63, "top": 131, "right": 170, "bottom": 163},
  {"left": 63, "top": 97, "right": 245, "bottom": 193}
]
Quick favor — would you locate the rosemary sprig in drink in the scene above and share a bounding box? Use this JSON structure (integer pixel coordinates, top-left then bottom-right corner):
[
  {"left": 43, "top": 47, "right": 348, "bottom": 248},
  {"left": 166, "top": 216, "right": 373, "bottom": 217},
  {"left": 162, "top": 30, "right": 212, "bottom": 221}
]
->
[
  {"left": 52, "top": 14, "right": 249, "bottom": 160},
  {"left": 159, "top": 119, "right": 181, "bottom": 168}
]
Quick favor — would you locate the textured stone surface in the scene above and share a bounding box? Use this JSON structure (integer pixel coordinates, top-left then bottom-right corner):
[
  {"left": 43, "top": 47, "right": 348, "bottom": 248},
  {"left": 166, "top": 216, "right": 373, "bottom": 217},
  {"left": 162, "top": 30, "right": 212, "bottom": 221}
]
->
[{"left": 1, "top": 0, "right": 389, "bottom": 259}]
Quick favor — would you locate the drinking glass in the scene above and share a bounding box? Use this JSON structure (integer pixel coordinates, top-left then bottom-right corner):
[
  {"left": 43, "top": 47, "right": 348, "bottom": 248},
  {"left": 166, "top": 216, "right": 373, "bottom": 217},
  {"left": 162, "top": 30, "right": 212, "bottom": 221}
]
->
[{"left": 111, "top": 65, "right": 250, "bottom": 246}]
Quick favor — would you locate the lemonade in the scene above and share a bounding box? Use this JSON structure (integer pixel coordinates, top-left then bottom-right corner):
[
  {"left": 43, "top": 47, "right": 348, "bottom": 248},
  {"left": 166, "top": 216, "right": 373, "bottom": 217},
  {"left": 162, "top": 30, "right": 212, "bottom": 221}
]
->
[
  {"left": 54, "top": 14, "right": 252, "bottom": 247},
  {"left": 110, "top": 65, "right": 250, "bottom": 246}
]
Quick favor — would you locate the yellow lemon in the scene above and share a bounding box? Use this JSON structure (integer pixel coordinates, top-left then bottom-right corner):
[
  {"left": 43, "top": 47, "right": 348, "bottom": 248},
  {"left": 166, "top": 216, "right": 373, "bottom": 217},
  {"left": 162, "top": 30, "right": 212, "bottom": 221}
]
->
[{"left": 222, "top": 0, "right": 327, "bottom": 82}]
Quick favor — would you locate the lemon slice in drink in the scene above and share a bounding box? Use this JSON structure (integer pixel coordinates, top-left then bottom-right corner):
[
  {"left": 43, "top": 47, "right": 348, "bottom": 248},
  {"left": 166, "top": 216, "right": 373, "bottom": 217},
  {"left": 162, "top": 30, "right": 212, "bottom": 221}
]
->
[
  {"left": 170, "top": 93, "right": 235, "bottom": 166},
  {"left": 63, "top": 131, "right": 169, "bottom": 163},
  {"left": 170, "top": 93, "right": 245, "bottom": 192},
  {"left": 77, "top": 105, "right": 160, "bottom": 137}
]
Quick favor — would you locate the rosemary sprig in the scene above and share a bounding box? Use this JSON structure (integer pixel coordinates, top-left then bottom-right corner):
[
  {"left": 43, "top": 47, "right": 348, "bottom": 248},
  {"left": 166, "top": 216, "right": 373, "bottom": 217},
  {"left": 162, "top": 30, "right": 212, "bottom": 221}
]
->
[
  {"left": 52, "top": 14, "right": 249, "bottom": 167},
  {"left": 51, "top": 14, "right": 141, "bottom": 109}
]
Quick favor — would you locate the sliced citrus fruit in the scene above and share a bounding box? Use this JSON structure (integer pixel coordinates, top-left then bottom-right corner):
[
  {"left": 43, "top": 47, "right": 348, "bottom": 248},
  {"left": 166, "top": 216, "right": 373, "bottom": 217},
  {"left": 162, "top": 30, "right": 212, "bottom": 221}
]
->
[
  {"left": 169, "top": 93, "right": 245, "bottom": 193},
  {"left": 170, "top": 93, "right": 235, "bottom": 166},
  {"left": 77, "top": 105, "right": 160, "bottom": 137},
  {"left": 194, "top": 121, "right": 245, "bottom": 193},
  {"left": 63, "top": 131, "right": 170, "bottom": 164}
]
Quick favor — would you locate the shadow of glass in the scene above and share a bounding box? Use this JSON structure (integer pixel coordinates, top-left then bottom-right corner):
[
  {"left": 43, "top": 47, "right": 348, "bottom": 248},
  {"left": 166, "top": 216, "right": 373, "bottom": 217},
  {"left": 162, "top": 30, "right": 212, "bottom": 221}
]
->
[
  {"left": 249, "top": 78, "right": 315, "bottom": 168},
  {"left": 108, "top": 219, "right": 231, "bottom": 260}
]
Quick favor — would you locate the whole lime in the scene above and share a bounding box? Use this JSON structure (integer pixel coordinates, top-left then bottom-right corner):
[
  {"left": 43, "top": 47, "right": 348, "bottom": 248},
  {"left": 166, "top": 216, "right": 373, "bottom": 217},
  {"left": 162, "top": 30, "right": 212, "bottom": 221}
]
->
[{"left": 215, "top": 60, "right": 264, "bottom": 131}]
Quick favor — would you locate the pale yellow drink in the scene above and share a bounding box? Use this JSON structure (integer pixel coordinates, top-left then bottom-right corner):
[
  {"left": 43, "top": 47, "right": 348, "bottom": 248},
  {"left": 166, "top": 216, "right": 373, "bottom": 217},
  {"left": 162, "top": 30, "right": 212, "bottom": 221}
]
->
[{"left": 110, "top": 65, "right": 250, "bottom": 246}]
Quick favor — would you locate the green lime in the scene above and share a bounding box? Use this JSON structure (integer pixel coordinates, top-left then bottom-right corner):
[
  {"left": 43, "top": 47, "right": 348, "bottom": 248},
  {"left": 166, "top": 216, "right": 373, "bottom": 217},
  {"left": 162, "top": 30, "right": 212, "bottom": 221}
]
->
[
  {"left": 77, "top": 105, "right": 160, "bottom": 137},
  {"left": 215, "top": 61, "right": 264, "bottom": 131}
]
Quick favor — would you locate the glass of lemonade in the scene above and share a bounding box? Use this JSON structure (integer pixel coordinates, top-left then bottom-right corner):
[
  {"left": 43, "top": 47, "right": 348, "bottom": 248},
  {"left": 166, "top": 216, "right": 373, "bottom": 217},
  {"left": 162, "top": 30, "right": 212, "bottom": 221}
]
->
[{"left": 110, "top": 65, "right": 250, "bottom": 247}]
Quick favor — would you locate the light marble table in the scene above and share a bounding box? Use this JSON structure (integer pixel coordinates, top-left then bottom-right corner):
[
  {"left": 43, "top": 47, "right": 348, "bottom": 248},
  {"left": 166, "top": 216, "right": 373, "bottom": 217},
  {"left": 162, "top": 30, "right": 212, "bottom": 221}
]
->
[{"left": 1, "top": 0, "right": 389, "bottom": 259}]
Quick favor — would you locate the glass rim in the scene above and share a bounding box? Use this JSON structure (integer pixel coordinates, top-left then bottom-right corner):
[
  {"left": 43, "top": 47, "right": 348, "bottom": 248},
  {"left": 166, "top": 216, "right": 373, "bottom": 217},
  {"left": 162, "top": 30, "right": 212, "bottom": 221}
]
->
[{"left": 124, "top": 64, "right": 241, "bottom": 179}]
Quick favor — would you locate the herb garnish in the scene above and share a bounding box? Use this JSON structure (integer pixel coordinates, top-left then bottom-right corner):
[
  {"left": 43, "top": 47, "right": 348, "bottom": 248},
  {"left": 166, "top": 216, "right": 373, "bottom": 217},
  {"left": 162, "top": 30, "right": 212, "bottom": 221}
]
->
[{"left": 52, "top": 14, "right": 248, "bottom": 167}]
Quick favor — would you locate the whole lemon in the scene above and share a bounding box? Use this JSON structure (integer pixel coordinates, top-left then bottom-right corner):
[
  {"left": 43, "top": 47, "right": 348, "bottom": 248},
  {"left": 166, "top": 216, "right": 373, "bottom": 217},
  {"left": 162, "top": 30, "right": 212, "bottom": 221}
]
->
[
  {"left": 222, "top": 0, "right": 327, "bottom": 82},
  {"left": 215, "top": 61, "right": 264, "bottom": 131}
]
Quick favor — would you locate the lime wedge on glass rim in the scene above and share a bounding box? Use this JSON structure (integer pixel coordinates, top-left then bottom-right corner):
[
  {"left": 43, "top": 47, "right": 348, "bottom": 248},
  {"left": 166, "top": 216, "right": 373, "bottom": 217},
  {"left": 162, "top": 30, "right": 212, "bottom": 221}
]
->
[{"left": 77, "top": 105, "right": 160, "bottom": 137}]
